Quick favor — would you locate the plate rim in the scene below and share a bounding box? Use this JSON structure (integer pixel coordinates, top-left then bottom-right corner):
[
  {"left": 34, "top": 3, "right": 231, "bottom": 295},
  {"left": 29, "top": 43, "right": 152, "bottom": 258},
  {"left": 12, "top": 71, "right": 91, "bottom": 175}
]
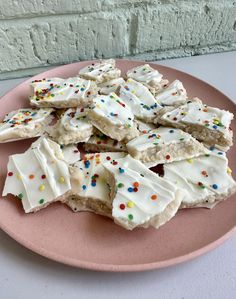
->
[{"left": 0, "top": 59, "right": 236, "bottom": 272}]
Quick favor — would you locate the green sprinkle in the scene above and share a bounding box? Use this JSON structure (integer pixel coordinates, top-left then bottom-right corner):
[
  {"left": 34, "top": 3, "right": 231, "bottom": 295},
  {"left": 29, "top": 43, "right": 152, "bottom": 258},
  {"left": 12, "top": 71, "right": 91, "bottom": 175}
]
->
[
  {"left": 51, "top": 94, "right": 55, "bottom": 97},
  {"left": 18, "top": 193, "right": 23, "bottom": 200},
  {"left": 179, "top": 138, "right": 184, "bottom": 141},
  {"left": 205, "top": 154, "right": 210, "bottom": 157},
  {"left": 117, "top": 183, "right": 124, "bottom": 188},
  {"left": 39, "top": 199, "right": 44, "bottom": 204},
  {"left": 128, "top": 214, "right": 134, "bottom": 221}
]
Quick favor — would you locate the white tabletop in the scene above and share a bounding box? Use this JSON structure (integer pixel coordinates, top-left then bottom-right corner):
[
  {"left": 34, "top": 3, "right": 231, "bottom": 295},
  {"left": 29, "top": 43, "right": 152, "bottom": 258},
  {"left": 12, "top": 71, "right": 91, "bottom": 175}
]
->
[{"left": 0, "top": 51, "right": 236, "bottom": 299}]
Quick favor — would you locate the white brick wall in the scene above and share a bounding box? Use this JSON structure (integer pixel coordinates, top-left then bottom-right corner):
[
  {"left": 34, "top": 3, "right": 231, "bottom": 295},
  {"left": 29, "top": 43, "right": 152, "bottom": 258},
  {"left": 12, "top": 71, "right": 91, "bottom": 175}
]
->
[{"left": 0, "top": 0, "right": 236, "bottom": 79}]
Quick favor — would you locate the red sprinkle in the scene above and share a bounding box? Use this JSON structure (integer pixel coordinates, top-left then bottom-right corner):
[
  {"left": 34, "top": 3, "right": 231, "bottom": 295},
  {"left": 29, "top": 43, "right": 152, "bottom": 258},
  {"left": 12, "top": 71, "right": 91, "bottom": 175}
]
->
[
  {"left": 106, "top": 156, "right": 111, "bottom": 160},
  {"left": 165, "top": 155, "right": 171, "bottom": 160},
  {"left": 119, "top": 203, "right": 125, "bottom": 210},
  {"left": 8, "top": 172, "right": 13, "bottom": 176},
  {"left": 133, "top": 187, "right": 138, "bottom": 192},
  {"left": 41, "top": 174, "right": 46, "bottom": 179}
]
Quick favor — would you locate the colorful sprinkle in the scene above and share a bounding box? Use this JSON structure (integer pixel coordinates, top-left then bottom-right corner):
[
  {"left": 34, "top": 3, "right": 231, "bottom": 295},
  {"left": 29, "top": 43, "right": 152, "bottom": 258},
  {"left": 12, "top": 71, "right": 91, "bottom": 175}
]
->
[
  {"left": 39, "top": 184, "right": 45, "bottom": 191},
  {"left": 133, "top": 182, "right": 139, "bottom": 188},
  {"left": 8, "top": 172, "right": 13, "bottom": 176},
  {"left": 151, "top": 194, "right": 157, "bottom": 200},
  {"left": 128, "top": 187, "right": 133, "bottom": 192},
  {"left": 165, "top": 155, "right": 170, "bottom": 160},
  {"left": 82, "top": 185, "right": 87, "bottom": 190},
  {"left": 18, "top": 193, "right": 23, "bottom": 199},
  {"left": 29, "top": 174, "right": 35, "bottom": 179},
  {"left": 119, "top": 203, "right": 125, "bottom": 210},
  {"left": 117, "top": 183, "right": 124, "bottom": 188},
  {"left": 58, "top": 176, "right": 65, "bottom": 184},
  {"left": 119, "top": 167, "right": 125, "bottom": 174},
  {"left": 212, "top": 184, "right": 218, "bottom": 189},
  {"left": 39, "top": 199, "right": 44, "bottom": 204},
  {"left": 127, "top": 201, "right": 134, "bottom": 208},
  {"left": 41, "top": 174, "right": 46, "bottom": 179},
  {"left": 128, "top": 214, "right": 134, "bottom": 220}
]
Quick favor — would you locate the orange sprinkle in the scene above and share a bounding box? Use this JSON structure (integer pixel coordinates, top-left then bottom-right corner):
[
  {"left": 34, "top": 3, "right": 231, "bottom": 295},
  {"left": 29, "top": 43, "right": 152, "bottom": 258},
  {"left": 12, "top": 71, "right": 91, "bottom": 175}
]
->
[
  {"left": 203, "top": 108, "right": 208, "bottom": 112},
  {"left": 133, "top": 182, "right": 139, "bottom": 188},
  {"left": 151, "top": 195, "right": 157, "bottom": 200},
  {"left": 29, "top": 174, "right": 34, "bottom": 179}
]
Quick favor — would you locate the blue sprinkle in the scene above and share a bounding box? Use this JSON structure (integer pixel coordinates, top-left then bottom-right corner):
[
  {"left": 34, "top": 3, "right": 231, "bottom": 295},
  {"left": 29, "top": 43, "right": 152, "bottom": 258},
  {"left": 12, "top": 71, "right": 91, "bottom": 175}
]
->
[
  {"left": 218, "top": 152, "right": 223, "bottom": 155},
  {"left": 91, "top": 182, "right": 96, "bottom": 187},
  {"left": 209, "top": 146, "right": 215, "bottom": 151},
  {"left": 101, "top": 99, "right": 105, "bottom": 103},
  {"left": 80, "top": 87, "right": 85, "bottom": 91},
  {"left": 84, "top": 161, "right": 90, "bottom": 168},
  {"left": 213, "top": 125, "right": 218, "bottom": 129},
  {"left": 82, "top": 185, "right": 86, "bottom": 190},
  {"left": 119, "top": 168, "right": 125, "bottom": 174},
  {"left": 212, "top": 184, "right": 218, "bottom": 189},
  {"left": 128, "top": 187, "right": 133, "bottom": 192},
  {"left": 169, "top": 129, "right": 174, "bottom": 133}
]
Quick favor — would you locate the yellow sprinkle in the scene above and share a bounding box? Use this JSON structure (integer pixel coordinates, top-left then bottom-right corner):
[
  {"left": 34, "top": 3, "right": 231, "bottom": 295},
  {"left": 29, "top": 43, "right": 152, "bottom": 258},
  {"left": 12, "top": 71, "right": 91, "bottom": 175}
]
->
[
  {"left": 182, "top": 112, "right": 187, "bottom": 115},
  {"left": 127, "top": 201, "right": 134, "bottom": 208},
  {"left": 39, "top": 184, "right": 45, "bottom": 191},
  {"left": 96, "top": 104, "right": 101, "bottom": 109},
  {"left": 213, "top": 120, "right": 219, "bottom": 125},
  {"left": 59, "top": 176, "right": 65, "bottom": 183},
  {"left": 131, "top": 90, "right": 136, "bottom": 94},
  {"left": 17, "top": 174, "right": 22, "bottom": 180},
  {"left": 227, "top": 167, "right": 232, "bottom": 175},
  {"left": 187, "top": 159, "right": 193, "bottom": 163}
]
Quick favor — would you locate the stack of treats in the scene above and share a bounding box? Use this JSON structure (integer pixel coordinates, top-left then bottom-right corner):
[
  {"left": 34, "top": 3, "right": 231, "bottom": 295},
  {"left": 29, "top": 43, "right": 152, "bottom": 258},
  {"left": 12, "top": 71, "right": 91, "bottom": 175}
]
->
[{"left": 1, "top": 59, "right": 236, "bottom": 230}]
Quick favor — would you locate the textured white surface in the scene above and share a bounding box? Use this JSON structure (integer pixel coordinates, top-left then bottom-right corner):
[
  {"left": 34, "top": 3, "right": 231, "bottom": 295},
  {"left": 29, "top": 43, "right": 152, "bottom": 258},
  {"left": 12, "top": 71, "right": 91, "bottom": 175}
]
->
[{"left": 0, "top": 51, "right": 236, "bottom": 299}]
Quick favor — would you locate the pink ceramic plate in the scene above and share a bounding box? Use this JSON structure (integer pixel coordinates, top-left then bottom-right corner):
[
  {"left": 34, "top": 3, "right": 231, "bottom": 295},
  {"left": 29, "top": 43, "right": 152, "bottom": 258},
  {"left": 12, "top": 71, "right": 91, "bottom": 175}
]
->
[{"left": 0, "top": 60, "right": 235, "bottom": 272}]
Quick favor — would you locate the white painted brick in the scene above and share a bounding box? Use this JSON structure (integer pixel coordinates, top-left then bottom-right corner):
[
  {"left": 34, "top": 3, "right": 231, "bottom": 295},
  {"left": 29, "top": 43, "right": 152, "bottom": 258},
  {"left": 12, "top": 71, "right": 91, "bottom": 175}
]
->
[
  {"left": 0, "top": 13, "right": 129, "bottom": 72},
  {"left": 0, "top": 0, "right": 236, "bottom": 78}
]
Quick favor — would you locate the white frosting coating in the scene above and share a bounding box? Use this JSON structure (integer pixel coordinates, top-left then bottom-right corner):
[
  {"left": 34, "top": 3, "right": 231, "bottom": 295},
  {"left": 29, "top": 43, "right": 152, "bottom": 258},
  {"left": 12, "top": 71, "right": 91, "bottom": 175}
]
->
[
  {"left": 98, "top": 77, "right": 125, "bottom": 95},
  {"left": 119, "top": 78, "right": 162, "bottom": 121},
  {"left": 0, "top": 108, "right": 53, "bottom": 142},
  {"left": 155, "top": 80, "right": 187, "bottom": 106},
  {"left": 126, "top": 64, "right": 163, "bottom": 85},
  {"left": 103, "top": 155, "right": 180, "bottom": 230},
  {"left": 78, "top": 59, "right": 121, "bottom": 83},
  {"left": 73, "top": 152, "right": 126, "bottom": 205},
  {"left": 127, "top": 127, "right": 192, "bottom": 152},
  {"left": 135, "top": 119, "right": 156, "bottom": 134},
  {"left": 161, "top": 99, "right": 233, "bottom": 134},
  {"left": 89, "top": 92, "right": 135, "bottom": 127},
  {"left": 163, "top": 147, "right": 236, "bottom": 206},
  {"left": 30, "top": 77, "right": 95, "bottom": 107},
  {"left": 2, "top": 137, "right": 71, "bottom": 213},
  {"left": 85, "top": 130, "right": 127, "bottom": 152},
  {"left": 60, "top": 144, "right": 80, "bottom": 164},
  {"left": 60, "top": 107, "right": 92, "bottom": 132}
]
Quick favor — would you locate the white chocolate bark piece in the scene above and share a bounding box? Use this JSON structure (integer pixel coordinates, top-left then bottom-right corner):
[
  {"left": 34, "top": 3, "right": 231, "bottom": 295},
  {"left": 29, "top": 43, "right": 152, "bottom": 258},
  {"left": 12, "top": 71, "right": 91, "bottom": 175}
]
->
[
  {"left": 126, "top": 127, "right": 208, "bottom": 164},
  {"left": 163, "top": 147, "right": 236, "bottom": 208},
  {"left": 66, "top": 152, "right": 126, "bottom": 216},
  {"left": 103, "top": 155, "right": 183, "bottom": 230},
  {"left": 78, "top": 59, "right": 121, "bottom": 83},
  {"left": 84, "top": 130, "right": 127, "bottom": 152},
  {"left": 48, "top": 107, "right": 94, "bottom": 145},
  {"left": 155, "top": 98, "right": 234, "bottom": 150},
  {"left": 98, "top": 77, "right": 125, "bottom": 95},
  {"left": 2, "top": 137, "right": 76, "bottom": 213},
  {"left": 126, "top": 64, "right": 163, "bottom": 86},
  {"left": 30, "top": 77, "right": 97, "bottom": 108},
  {"left": 135, "top": 119, "right": 157, "bottom": 134},
  {"left": 0, "top": 108, "right": 53, "bottom": 143},
  {"left": 88, "top": 93, "right": 139, "bottom": 141},
  {"left": 155, "top": 80, "right": 187, "bottom": 107},
  {"left": 119, "top": 78, "right": 162, "bottom": 122}
]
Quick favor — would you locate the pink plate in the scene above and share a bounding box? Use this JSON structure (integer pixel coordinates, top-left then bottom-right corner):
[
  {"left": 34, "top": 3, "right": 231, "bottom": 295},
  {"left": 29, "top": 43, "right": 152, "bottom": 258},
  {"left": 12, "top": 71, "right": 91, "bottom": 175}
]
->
[{"left": 0, "top": 60, "right": 235, "bottom": 272}]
